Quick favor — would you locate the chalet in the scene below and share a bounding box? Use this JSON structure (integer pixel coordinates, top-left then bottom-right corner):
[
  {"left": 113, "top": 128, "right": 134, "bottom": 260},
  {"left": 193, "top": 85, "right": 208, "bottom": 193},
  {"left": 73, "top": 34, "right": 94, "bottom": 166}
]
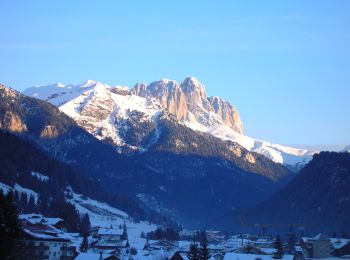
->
[
  {"left": 18, "top": 214, "right": 77, "bottom": 259},
  {"left": 169, "top": 251, "right": 188, "bottom": 260},
  {"left": 93, "top": 240, "right": 129, "bottom": 251},
  {"left": 20, "top": 214, "right": 70, "bottom": 232},
  {"left": 89, "top": 227, "right": 101, "bottom": 238},
  {"left": 223, "top": 252, "right": 294, "bottom": 260},
  {"left": 212, "top": 253, "right": 225, "bottom": 260},
  {"left": 75, "top": 252, "right": 120, "bottom": 260},
  {"left": 97, "top": 227, "right": 124, "bottom": 241},
  {"left": 331, "top": 238, "right": 350, "bottom": 257},
  {"left": 144, "top": 240, "right": 176, "bottom": 251},
  {"left": 19, "top": 226, "right": 76, "bottom": 259},
  {"left": 300, "top": 233, "right": 331, "bottom": 259}
]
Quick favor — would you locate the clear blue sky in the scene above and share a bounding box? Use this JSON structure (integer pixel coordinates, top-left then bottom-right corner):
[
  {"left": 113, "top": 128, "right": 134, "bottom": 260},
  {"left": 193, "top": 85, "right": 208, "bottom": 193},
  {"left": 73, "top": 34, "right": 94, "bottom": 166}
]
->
[{"left": 1, "top": 1, "right": 349, "bottom": 150}]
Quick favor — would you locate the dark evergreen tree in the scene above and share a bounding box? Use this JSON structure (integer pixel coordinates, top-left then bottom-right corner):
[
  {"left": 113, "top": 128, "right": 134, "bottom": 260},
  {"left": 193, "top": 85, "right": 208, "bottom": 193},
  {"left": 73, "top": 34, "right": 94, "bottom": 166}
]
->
[
  {"left": 123, "top": 221, "right": 128, "bottom": 240},
  {"left": 0, "top": 191, "right": 21, "bottom": 259},
  {"left": 286, "top": 232, "right": 296, "bottom": 253},
  {"left": 28, "top": 195, "right": 36, "bottom": 211},
  {"left": 199, "top": 230, "right": 210, "bottom": 260},
  {"left": 20, "top": 192, "right": 28, "bottom": 213},
  {"left": 79, "top": 234, "right": 89, "bottom": 252},
  {"left": 187, "top": 235, "right": 199, "bottom": 260},
  {"left": 79, "top": 213, "right": 91, "bottom": 236},
  {"left": 273, "top": 234, "right": 284, "bottom": 259}
]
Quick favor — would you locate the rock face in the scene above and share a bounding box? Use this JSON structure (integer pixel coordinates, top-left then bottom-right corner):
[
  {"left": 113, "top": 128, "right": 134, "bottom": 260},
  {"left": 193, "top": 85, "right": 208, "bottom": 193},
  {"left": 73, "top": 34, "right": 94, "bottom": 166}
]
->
[
  {"left": 208, "top": 96, "right": 243, "bottom": 134},
  {"left": 1, "top": 111, "right": 27, "bottom": 133},
  {"left": 40, "top": 125, "right": 58, "bottom": 138},
  {"left": 132, "top": 80, "right": 188, "bottom": 121},
  {"left": 131, "top": 77, "right": 244, "bottom": 134}
]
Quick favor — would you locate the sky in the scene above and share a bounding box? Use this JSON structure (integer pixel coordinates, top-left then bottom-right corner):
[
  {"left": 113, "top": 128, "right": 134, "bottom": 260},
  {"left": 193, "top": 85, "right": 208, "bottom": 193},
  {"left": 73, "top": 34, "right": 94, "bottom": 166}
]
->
[{"left": 1, "top": 1, "right": 349, "bottom": 150}]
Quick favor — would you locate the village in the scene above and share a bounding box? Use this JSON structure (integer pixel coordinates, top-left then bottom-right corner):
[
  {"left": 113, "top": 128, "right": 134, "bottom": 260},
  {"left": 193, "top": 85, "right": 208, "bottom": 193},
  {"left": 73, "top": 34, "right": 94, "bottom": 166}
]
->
[{"left": 17, "top": 213, "right": 350, "bottom": 260}]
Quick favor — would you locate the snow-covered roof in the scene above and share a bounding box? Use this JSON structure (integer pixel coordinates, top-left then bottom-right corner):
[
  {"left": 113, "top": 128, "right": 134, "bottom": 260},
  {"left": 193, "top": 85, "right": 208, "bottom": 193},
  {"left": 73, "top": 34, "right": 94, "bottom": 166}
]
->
[
  {"left": 75, "top": 252, "right": 114, "bottom": 260},
  {"left": 224, "top": 253, "right": 294, "bottom": 260},
  {"left": 20, "top": 214, "right": 64, "bottom": 226},
  {"left": 23, "top": 228, "right": 70, "bottom": 242},
  {"left": 330, "top": 238, "right": 350, "bottom": 249},
  {"left": 98, "top": 228, "right": 123, "bottom": 236},
  {"left": 313, "top": 233, "right": 330, "bottom": 240}
]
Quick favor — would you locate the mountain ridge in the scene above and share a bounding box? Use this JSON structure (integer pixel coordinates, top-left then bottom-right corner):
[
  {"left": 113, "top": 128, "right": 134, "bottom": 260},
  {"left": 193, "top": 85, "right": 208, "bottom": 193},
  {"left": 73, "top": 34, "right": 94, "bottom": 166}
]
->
[
  {"left": 23, "top": 78, "right": 315, "bottom": 166},
  {"left": 1, "top": 83, "right": 293, "bottom": 228}
]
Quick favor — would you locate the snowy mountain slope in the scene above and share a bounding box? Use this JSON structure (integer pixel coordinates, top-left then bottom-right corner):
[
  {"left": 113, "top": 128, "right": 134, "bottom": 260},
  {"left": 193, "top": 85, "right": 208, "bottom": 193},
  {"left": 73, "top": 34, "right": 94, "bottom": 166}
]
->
[
  {"left": 22, "top": 79, "right": 315, "bottom": 166},
  {"left": 342, "top": 145, "right": 350, "bottom": 153},
  {"left": 0, "top": 182, "right": 39, "bottom": 202},
  {"left": 67, "top": 189, "right": 157, "bottom": 250}
]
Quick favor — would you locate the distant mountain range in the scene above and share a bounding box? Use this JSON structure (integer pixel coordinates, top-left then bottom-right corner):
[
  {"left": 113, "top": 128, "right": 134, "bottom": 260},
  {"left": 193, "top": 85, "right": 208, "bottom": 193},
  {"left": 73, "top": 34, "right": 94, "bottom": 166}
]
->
[{"left": 23, "top": 77, "right": 315, "bottom": 168}]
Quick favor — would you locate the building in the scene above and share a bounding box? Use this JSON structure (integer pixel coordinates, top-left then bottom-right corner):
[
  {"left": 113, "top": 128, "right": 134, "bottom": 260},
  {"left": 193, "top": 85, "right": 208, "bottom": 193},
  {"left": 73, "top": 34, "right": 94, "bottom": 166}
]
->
[
  {"left": 18, "top": 214, "right": 76, "bottom": 259},
  {"left": 75, "top": 252, "right": 120, "bottom": 260},
  {"left": 20, "top": 214, "right": 70, "bottom": 232},
  {"left": 300, "top": 233, "right": 331, "bottom": 259},
  {"left": 223, "top": 252, "right": 294, "bottom": 260},
  {"left": 97, "top": 227, "right": 124, "bottom": 241},
  {"left": 19, "top": 227, "right": 75, "bottom": 259},
  {"left": 169, "top": 251, "right": 188, "bottom": 260}
]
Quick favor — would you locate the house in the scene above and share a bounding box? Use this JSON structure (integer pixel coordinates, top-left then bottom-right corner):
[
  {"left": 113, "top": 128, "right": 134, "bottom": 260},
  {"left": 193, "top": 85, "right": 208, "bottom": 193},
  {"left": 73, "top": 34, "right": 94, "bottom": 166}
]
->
[
  {"left": 332, "top": 240, "right": 350, "bottom": 257},
  {"left": 89, "top": 227, "right": 101, "bottom": 238},
  {"left": 75, "top": 252, "right": 120, "bottom": 260},
  {"left": 144, "top": 240, "right": 176, "bottom": 251},
  {"left": 300, "top": 233, "right": 331, "bottom": 259},
  {"left": 169, "top": 251, "right": 188, "bottom": 260},
  {"left": 19, "top": 226, "right": 76, "bottom": 259},
  {"left": 212, "top": 253, "right": 225, "bottom": 260},
  {"left": 18, "top": 214, "right": 77, "bottom": 259},
  {"left": 97, "top": 227, "right": 124, "bottom": 241},
  {"left": 223, "top": 252, "right": 294, "bottom": 260},
  {"left": 93, "top": 240, "right": 129, "bottom": 251},
  {"left": 20, "top": 214, "right": 70, "bottom": 232}
]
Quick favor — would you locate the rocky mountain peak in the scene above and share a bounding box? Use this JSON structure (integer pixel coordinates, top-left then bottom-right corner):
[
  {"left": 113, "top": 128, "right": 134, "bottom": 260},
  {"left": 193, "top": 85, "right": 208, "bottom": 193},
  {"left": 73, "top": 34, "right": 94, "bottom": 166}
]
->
[
  {"left": 131, "top": 80, "right": 188, "bottom": 121},
  {"left": 208, "top": 96, "right": 243, "bottom": 134},
  {"left": 180, "top": 76, "right": 208, "bottom": 102}
]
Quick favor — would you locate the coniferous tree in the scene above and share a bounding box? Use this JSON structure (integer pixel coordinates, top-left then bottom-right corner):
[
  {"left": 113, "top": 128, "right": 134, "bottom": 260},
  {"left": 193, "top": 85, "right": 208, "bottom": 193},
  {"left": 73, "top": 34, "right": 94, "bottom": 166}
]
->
[
  {"left": 79, "top": 213, "right": 91, "bottom": 236},
  {"left": 287, "top": 232, "right": 296, "bottom": 253},
  {"left": 187, "top": 235, "right": 199, "bottom": 260},
  {"left": 14, "top": 190, "right": 20, "bottom": 210},
  {"left": 28, "top": 195, "right": 36, "bottom": 211},
  {"left": 199, "top": 230, "right": 210, "bottom": 260},
  {"left": 79, "top": 234, "right": 89, "bottom": 252},
  {"left": 20, "top": 192, "right": 28, "bottom": 213},
  {"left": 0, "top": 191, "right": 21, "bottom": 259},
  {"left": 273, "top": 234, "right": 284, "bottom": 259},
  {"left": 123, "top": 221, "right": 128, "bottom": 240}
]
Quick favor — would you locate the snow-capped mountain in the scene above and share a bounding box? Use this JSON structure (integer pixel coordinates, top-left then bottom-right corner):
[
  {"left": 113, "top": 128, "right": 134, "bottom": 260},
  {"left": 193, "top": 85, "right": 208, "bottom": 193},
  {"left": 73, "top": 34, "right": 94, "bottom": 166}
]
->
[
  {"left": 342, "top": 145, "right": 350, "bottom": 153},
  {"left": 22, "top": 78, "right": 315, "bottom": 166},
  {"left": 1, "top": 85, "right": 292, "bottom": 228}
]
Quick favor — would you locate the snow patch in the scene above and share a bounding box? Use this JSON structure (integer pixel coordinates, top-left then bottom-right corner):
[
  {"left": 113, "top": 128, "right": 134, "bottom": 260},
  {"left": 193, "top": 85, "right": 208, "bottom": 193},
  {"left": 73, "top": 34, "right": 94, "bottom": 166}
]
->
[{"left": 31, "top": 171, "right": 49, "bottom": 181}]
